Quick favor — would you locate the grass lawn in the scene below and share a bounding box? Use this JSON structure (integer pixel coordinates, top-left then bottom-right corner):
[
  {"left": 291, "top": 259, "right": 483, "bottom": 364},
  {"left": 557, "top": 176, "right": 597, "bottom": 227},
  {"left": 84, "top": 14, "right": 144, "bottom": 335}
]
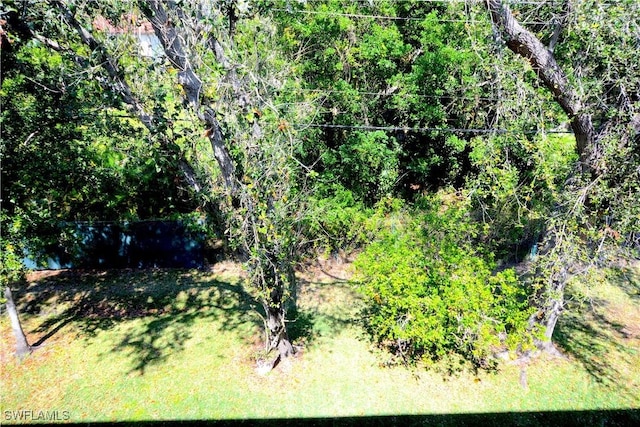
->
[{"left": 1, "top": 259, "right": 639, "bottom": 424}]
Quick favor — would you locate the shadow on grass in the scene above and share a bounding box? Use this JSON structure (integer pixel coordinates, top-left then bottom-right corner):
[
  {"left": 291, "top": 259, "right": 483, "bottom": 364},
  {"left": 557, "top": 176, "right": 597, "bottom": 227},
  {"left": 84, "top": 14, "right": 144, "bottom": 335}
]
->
[
  {"left": 554, "top": 264, "right": 640, "bottom": 396},
  {"left": 607, "top": 263, "right": 640, "bottom": 301},
  {"left": 286, "top": 277, "right": 362, "bottom": 348},
  {"left": 15, "top": 268, "right": 357, "bottom": 374},
  {"left": 17, "top": 269, "right": 266, "bottom": 374}
]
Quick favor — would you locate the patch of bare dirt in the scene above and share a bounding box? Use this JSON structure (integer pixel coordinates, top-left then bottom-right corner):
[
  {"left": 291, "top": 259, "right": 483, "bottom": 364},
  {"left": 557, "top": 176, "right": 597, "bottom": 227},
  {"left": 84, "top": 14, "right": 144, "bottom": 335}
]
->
[
  {"left": 209, "top": 260, "right": 247, "bottom": 279},
  {"left": 26, "top": 269, "right": 70, "bottom": 282},
  {"left": 607, "top": 304, "right": 640, "bottom": 339},
  {"left": 296, "top": 251, "right": 357, "bottom": 284}
]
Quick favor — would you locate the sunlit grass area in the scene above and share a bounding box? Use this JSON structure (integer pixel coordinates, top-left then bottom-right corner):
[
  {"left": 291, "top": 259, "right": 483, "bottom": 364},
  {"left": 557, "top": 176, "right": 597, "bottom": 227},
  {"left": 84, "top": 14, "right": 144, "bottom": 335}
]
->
[{"left": 1, "top": 260, "right": 639, "bottom": 423}]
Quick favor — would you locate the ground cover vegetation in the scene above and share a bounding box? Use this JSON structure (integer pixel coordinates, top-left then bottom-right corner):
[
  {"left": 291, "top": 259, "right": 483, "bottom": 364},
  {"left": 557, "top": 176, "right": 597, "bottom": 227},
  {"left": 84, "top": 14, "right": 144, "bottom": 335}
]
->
[
  {"left": 1, "top": 0, "right": 639, "bottom": 418},
  {"left": 0, "top": 264, "right": 638, "bottom": 422}
]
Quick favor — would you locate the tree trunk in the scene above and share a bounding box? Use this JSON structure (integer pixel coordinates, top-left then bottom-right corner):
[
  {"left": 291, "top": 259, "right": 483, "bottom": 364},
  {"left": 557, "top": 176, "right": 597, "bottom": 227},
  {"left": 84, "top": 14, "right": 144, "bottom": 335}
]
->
[
  {"left": 140, "top": 0, "right": 238, "bottom": 193},
  {"left": 264, "top": 303, "right": 294, "bottom": 359},
  {"left": 485, "top": 0, "right": 600, "bottom": 351},
  {"left": 527, "top": 261, "right": 568, "bottom": 352},
  {"left": 141, "top": 1, "right": 295, "bottom": 367},
  {"left": 258, "top": 255, "right": 296, "bottom": 363},
  {"left": 485, "top": 0, "right": 599, "bottom": 175},
  {"left": 4, "top": 286, "right": 32, "bottom": 358}
]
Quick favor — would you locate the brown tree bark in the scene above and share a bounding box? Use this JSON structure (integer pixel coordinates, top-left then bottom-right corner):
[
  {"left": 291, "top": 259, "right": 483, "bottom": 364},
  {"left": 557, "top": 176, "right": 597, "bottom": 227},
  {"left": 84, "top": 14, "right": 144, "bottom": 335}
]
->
[{"left": 485, "top": 0, "right": 600, "bottom": 175}]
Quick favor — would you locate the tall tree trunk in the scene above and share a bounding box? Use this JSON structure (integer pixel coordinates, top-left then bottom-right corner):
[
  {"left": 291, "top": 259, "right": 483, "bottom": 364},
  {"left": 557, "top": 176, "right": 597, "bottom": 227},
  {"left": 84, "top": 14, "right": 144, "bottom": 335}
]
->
[
  {"left": 484, "top": 0, "right": 601, "bottom": 348},
  {"left": 4, "top": 286, "right": 32, "bottom": 358},
  {"left": 140, "top": 0, "right": 295, "bottom": 365}
]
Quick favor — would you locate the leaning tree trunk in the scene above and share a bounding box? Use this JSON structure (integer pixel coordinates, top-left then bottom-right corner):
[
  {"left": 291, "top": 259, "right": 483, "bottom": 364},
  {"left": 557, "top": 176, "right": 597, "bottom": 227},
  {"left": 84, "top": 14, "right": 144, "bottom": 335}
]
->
[
  {"left": 485, "top": 0, "right": 603, "bottom": 349},
  {"left": 51, "top": 0, "right": 220, "bottom": 211},
  {"left": 485, "top": 0, "right": 599, "bottom": 176},
  {"left": 526, "top": 231, "right": 571, "bottom": 352},
  {"left": 4, "top": 286, "right": 32, "bottom": 358}
]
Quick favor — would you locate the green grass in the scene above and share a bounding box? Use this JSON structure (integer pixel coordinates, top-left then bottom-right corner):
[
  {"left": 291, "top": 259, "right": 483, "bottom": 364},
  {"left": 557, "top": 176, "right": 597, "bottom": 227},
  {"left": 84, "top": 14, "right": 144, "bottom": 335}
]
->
[{"left": 1, "top": 261, "right": 639, "bottom": 423}]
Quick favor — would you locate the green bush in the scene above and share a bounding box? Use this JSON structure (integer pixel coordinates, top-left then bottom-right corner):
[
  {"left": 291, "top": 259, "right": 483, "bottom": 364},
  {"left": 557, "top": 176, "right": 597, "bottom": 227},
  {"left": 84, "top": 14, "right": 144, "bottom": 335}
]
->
[
  {"left": 0, "top": 210, "right": 28, "bottom": 292},
  {"left": 302, "top": 185, "right": 372, "bottom": 254},
  {"left": 354, "top": 191, "right": 534, "bottom": 368}
]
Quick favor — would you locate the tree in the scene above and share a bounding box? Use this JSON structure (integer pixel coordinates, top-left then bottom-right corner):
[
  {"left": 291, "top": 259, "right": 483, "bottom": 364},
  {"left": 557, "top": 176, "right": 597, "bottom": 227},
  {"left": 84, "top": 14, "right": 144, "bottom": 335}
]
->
[
  {"left": 1, "top": 236, "right": 32, "bottom": 358},
  {"left": 485, "top": 0, "right": 640, "bottom": 349},
  {"left": 137, "top": 0, "right": 308, "bottom": 363},
  {"left": 1, "top": 1, "right": 213, "bottom": 356},
  {"left": 4, "top": 286, "right": 32, "bottom": 358},
  {"left": 277, "top": 0, "right": 484, "bottom": 203},
  {"left": 14, "top": 0, "right": 311, "bottom": 367}
]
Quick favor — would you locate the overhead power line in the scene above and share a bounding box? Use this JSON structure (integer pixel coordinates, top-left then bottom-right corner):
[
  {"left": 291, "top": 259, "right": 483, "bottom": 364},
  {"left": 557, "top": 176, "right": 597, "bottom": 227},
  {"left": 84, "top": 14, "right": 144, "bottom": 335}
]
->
[
  {"left": 298, "top": 87, "right": 505, "bottom": 102},
  {"left": 75, "top": 110, "right": 572, "bottom": 137},
  {"left": 287, "top": 0, "right": 620, "bottom": 6},
  {"left": 271, "top": 7, "right": 556, "bottom": 25},
  {"left": 295, "top": 122, "right": 573, "bottom": 135}
]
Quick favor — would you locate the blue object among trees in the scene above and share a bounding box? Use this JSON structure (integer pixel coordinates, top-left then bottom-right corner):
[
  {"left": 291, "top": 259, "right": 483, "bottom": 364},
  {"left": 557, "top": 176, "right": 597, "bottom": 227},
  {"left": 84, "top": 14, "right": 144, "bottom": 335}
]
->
[{"left": 23, "top": 221, "right": 207, "bottom": 270}]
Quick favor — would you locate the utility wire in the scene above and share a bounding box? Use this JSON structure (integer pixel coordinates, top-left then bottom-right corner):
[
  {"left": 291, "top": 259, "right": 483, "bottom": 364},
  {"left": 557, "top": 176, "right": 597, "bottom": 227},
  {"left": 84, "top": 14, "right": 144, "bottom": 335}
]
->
[
  {"left": 290, "top": 0, "right": 621, "bottom": 6},
  {"left": 66, "top": 109, "right": 572, "bottom": 136},
  {"left": 298, "top": 87, "right": 511, "bottom": 102},
  {"left": 292, "top": 122, "right": 572, "bottom": 135},
  {"left": 271, "top": 7, "right": 558, "bottom": 25}
]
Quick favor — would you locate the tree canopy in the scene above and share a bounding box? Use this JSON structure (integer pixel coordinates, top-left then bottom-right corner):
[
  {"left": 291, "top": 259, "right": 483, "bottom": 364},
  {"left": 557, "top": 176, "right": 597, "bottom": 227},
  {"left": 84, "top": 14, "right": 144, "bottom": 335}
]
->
[{"left": 2, "top": 0, "right": 638, "bottom": 368}]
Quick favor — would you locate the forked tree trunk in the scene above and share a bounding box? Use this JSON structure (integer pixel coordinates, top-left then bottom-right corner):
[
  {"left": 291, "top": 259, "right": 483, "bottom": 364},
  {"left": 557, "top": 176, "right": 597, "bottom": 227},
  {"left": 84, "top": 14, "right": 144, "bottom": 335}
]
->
[{"left": 4, "top": 286, "right": 32, "bottom": 358}]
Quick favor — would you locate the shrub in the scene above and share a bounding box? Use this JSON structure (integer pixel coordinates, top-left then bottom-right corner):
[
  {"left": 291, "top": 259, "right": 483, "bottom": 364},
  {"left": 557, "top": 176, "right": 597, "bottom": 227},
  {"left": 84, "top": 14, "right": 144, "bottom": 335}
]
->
[
  {"left": 354, "top": 191, "right": 533, "bottom": 367},
  {"left": 302, "top": 185, "right": 374, "bottom": 255}
]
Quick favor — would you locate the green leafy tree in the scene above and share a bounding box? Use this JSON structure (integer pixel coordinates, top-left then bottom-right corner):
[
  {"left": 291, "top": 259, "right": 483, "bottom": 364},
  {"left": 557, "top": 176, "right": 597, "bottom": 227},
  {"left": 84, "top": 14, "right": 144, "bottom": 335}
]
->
[
  {"left": 10, "top": 0, "right": 313, "bottom": 366},
  {"left": 1, "top": 1, "right": 214, "bottom": 357},
  {"left": 277, "top": 0, "right": 485, "bottom": 202}
]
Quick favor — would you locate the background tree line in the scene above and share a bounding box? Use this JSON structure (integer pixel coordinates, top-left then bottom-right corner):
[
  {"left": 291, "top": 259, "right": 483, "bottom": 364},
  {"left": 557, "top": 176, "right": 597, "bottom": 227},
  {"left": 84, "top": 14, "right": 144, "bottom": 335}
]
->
[{"left": 1, "top": 0, "right": 638, "bottom": 368}]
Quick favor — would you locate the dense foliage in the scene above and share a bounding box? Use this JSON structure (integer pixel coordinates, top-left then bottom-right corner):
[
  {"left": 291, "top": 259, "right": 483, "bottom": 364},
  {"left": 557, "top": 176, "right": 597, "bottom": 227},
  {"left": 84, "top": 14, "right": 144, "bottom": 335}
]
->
[
  {"left": 354, "top": 194, "right": 534, "bottom": 367},
  {"left": 1, "top": 8, "right": 205, "bottom": 267},
  {"left": 2, "top": 0, "right": 638, "bottom": 367}
]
